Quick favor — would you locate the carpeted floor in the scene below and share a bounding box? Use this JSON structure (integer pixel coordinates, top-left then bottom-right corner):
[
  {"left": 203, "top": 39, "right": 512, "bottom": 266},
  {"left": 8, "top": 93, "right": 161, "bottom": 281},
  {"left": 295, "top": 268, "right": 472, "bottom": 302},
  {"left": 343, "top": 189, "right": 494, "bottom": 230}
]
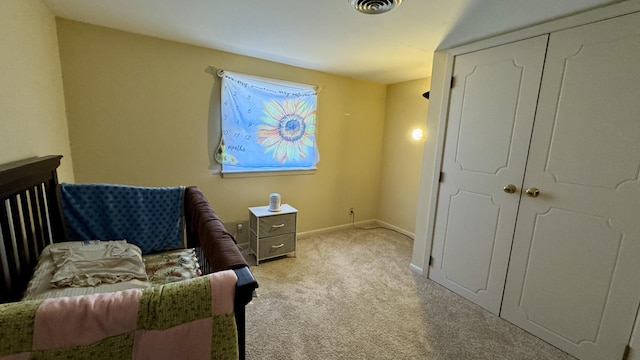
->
[{"left": 242, "top": 228, "right": 575, "bottom": 360}]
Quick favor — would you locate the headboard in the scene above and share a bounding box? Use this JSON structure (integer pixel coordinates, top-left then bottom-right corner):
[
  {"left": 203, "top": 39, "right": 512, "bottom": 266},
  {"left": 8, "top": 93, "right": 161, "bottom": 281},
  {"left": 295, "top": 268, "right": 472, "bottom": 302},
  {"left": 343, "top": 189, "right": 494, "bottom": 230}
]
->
[{"left": 0, "top": 155, "right": 63, "bottom": 303}]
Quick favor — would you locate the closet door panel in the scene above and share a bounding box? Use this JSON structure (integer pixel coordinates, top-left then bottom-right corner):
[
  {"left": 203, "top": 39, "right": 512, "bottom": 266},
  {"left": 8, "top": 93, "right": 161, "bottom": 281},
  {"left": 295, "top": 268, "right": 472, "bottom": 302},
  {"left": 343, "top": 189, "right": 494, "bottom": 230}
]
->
[
  {"left": 429, "top": 35, "right": 548, "bottom": 315},
  {"left": 501, "top": 12, "right": 640, "bottom": 360},
  {"left": 509, "top": 209, "right": 623, "bottom": 342},
  {"left": 544, "top": 33, "right": 640, "bottom": 189}
]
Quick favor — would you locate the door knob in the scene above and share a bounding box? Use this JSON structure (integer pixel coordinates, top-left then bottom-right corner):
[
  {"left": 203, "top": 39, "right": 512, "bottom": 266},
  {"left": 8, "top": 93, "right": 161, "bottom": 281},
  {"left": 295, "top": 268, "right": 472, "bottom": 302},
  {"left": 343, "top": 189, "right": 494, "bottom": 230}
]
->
[
  {"left": 525, "top": 187, "right": 540, "bottom": 197},
  {"left": 503, "top": 184, "right": 517, "bottom": 194}
]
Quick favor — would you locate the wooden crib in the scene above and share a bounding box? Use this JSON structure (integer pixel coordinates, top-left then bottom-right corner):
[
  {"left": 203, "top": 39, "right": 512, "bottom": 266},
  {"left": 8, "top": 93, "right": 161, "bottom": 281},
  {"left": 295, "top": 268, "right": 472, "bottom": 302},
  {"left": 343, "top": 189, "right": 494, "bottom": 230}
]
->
[{"left": 0, "top": 155, "right": 258, "bottom": 359}]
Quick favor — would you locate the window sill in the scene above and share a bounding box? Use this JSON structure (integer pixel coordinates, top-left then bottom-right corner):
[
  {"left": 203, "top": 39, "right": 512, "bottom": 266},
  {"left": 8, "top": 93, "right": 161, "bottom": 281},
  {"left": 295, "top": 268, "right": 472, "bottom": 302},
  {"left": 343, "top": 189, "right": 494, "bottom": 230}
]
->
[{"left": 216, "top": 168, "right": 317, "bottom": 178}]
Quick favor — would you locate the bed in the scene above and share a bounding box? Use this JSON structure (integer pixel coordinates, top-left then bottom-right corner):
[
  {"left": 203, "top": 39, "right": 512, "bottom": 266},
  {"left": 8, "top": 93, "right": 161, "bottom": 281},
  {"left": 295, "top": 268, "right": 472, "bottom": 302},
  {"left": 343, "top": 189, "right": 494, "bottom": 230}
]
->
[{"left": 0, "top": 155, "right": 258, "bottom": 359}]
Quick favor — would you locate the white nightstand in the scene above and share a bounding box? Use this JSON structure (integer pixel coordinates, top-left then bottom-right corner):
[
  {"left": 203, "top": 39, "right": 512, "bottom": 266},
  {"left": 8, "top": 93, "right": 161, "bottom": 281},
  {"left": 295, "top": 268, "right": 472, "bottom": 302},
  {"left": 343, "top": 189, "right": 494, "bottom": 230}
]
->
[{"left": 248, "top": 204, "right": 297, "bottom": 265}]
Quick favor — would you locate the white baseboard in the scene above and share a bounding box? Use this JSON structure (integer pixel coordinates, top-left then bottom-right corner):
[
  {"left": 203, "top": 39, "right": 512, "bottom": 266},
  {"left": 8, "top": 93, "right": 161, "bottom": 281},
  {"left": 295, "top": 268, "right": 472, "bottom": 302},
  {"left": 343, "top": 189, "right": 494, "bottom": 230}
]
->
[
  {"left": 374, "top": 220, "right": 415, "bottom": 240},
  {"left": 296, "top": 219, "right": 415, "bottom": 240},
  {"left": 297, "top": 220, "right": 377, "bottom": 239},
  {"left": 237, "top": 219, "right": 414, "bottom": 246},
  {"left": 409, "top": 263, "right": 424, "bottom": 275}
]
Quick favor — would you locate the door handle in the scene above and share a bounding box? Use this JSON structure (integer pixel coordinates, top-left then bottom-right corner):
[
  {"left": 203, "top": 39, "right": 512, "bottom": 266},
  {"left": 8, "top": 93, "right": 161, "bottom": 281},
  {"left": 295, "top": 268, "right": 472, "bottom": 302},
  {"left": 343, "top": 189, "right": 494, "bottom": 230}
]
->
[
  {"left": 503, "top": 184, "right": 517, "bottom": 194},
  {"left": 525, "top": 187, "right": 540, "bottom": 197}
]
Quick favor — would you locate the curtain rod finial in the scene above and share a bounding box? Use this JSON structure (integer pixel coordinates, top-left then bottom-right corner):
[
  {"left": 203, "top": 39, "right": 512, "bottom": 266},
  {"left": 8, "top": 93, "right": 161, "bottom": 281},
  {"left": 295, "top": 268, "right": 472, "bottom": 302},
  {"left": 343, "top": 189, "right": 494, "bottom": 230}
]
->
[{"left": 205, "top": 66, "right": 224, "bottom": 77}]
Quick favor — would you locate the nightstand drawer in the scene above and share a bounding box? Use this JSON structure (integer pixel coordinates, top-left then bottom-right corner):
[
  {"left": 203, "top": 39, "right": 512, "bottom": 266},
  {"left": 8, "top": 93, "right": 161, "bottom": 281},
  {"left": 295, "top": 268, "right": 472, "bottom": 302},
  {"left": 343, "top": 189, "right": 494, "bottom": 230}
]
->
[
  {"left": 259, "top": 233, "right": 295, "bottom": 258},
  {"left": 258, "top": 213, "right": 296, "bottom": 237}
]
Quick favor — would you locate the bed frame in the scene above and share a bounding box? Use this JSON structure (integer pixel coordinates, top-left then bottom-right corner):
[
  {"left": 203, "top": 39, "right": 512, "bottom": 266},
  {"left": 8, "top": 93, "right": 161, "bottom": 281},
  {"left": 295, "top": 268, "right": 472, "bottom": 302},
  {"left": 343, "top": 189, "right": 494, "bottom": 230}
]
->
[{"left": 0, "top": 155, "right": 257, "bottom": 359}]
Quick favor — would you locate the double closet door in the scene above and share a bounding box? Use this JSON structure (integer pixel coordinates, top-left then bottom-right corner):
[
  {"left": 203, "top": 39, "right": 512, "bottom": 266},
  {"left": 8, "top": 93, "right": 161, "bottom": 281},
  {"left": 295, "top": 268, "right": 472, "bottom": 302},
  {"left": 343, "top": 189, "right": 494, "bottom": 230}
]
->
[{"left": 429, "top": 12, "right": 640, "bottom": 360}]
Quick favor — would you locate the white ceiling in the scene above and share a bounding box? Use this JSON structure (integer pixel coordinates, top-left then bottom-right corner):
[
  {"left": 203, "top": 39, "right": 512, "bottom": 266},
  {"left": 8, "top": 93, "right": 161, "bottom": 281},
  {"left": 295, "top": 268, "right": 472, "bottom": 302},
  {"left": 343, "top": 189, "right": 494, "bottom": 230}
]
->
[{"left": 42, "top": 0, "right": 619, "bottom": 84}]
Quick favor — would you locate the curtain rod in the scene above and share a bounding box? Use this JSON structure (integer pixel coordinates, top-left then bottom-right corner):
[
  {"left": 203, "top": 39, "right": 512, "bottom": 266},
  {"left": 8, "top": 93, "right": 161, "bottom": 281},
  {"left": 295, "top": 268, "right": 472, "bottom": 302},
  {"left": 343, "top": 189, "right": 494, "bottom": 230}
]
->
[{"left": 205, "top": 66, "right": 322, "bottom": 92}]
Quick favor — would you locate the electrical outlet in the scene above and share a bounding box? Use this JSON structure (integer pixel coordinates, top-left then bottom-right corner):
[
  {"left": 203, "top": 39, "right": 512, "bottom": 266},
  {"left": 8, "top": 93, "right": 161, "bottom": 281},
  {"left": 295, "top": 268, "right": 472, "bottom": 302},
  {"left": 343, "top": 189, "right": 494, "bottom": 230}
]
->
[{"left": 237, "top": 223, "right": 243, "bottom": 232}]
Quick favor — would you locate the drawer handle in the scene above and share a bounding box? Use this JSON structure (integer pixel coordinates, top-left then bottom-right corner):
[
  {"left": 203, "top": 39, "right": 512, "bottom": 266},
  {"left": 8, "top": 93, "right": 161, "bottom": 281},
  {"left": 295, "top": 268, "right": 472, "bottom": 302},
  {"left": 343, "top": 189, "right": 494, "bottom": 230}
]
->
[
  {"left": 271, "top": 243, "right": 285, "bottom": 249},
  {"left": 271, "top": 224, "right": 285, "bottom": 229}
]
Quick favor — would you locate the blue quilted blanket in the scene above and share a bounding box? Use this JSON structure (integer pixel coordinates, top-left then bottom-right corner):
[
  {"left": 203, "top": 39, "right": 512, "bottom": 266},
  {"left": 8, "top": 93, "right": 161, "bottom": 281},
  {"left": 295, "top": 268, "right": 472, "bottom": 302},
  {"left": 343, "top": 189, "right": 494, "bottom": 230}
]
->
[{"left": 59, "top": 183, "right": 184, "bottom": 255}]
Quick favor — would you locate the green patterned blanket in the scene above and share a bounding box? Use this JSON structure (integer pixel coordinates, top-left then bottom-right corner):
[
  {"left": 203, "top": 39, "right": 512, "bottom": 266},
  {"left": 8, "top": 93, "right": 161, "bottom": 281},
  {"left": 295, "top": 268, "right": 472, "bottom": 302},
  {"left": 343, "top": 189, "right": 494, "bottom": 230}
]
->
[{"left": 0, "top": 270, "right": 238, "bottom": 360}]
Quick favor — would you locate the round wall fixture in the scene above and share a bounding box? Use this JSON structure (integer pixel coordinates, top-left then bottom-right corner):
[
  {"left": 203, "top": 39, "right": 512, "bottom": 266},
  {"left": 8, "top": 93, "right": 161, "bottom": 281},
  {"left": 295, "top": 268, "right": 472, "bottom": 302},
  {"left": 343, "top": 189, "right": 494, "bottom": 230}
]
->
[{"left": 349, "top": 0, "right": 403, "bottom": 15}]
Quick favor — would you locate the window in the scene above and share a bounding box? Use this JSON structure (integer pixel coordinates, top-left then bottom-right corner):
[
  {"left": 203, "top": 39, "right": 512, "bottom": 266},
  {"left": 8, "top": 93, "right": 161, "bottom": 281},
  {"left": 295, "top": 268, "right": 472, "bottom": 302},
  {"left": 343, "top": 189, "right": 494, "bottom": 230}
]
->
[{"left": 216, "top": 71, "right": 319, "bottom": 175}]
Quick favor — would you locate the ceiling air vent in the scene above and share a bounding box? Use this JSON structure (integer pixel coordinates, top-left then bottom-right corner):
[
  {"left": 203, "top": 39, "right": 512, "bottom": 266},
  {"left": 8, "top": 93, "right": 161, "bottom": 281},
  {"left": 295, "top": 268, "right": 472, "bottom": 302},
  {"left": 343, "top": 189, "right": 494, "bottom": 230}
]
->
[{"left": 349, "top": 0, "right": 403, "bottom": 15}]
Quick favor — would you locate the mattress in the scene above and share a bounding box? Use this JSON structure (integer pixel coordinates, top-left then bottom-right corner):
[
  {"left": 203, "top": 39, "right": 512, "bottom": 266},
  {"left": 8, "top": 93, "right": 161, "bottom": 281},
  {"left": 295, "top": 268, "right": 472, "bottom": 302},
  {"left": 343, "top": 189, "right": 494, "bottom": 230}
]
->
[{"left": 23, "top": 241, "right": 202, "bottom": 301}]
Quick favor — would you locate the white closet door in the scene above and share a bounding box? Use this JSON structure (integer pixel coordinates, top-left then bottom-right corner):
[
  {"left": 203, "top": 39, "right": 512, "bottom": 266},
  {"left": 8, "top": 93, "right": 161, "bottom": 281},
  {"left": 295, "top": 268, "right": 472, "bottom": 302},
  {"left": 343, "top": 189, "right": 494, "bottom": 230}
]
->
[
  {"left": 501, "top": 12, "right": 640, "bottom": 360},
  {"left": 428, "top": 36, "right": 548, "bottom": 314}
]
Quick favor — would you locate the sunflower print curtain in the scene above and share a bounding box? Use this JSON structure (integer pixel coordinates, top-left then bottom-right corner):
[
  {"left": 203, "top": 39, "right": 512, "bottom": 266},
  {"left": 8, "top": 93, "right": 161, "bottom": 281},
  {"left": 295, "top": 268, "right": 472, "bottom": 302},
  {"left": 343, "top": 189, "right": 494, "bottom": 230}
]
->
[{"left": 218, "top": 71, "right": 319, "bottom": 171}]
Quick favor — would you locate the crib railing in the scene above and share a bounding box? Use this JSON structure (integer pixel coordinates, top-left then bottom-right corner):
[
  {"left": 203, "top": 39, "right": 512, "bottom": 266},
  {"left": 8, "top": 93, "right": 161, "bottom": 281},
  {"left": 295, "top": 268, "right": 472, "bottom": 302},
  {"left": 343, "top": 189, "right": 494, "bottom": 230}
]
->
[{"left": 0, "top": 155, "right": 62, "bottom": 303}]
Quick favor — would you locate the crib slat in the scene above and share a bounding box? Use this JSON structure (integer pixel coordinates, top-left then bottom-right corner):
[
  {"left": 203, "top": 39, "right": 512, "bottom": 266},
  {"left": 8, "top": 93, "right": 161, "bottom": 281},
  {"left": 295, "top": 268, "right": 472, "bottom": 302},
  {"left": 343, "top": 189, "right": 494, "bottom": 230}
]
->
[
  {"left": 8, "top": 196, "right": 30, "bottom": 288},
  {"left": 28, "top": 186, "right": 47, "bottom": 255},
  {"left": 195, "top": 246, "right": 213, "bottom": 275},
  {"left": 31, "top": 186, "right": 51, "bottom": 254},
  {"left": 36, "top": 184, "right": 53, "bottom": 245},
  {"left": 0, "top": 201, "right": 19, "bottom": 302},
  {"left": 0, "top": 251, "right": 9, "bottom": 300},
  {"left": 44, "top": 174, "right": 63, "bottom": 242},
  {"left": 19, "top": 190, "right": 38, "bottom": 271}
]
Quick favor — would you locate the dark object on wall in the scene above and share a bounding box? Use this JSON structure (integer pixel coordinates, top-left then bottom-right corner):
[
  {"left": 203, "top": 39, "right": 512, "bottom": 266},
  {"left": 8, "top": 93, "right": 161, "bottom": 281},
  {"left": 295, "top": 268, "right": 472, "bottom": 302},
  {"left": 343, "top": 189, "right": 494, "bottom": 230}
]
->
[{"left": 423, "top": 91, "right": 430, "bottom": 99}]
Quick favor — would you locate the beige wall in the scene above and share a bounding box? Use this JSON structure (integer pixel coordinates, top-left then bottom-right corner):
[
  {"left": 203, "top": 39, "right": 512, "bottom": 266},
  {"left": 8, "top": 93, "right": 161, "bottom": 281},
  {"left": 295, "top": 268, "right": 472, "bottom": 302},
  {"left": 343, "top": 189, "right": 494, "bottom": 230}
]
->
[
  {"left": 378, "top": 79, "right": 429, "bottom": 235},
  {"left": 0, "top": 0, "right": 74, "bottom": 182},
  {"left": 56, "top": 19, "right": 387, "bottom": 233}
]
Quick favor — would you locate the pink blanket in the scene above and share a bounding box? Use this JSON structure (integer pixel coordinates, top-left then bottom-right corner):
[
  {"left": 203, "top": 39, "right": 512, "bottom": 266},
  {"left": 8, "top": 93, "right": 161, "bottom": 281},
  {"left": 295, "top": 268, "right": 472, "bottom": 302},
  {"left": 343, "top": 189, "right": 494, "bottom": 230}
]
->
[{"left": 0, "top": 270, "right": 238, "bottom": 360}]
